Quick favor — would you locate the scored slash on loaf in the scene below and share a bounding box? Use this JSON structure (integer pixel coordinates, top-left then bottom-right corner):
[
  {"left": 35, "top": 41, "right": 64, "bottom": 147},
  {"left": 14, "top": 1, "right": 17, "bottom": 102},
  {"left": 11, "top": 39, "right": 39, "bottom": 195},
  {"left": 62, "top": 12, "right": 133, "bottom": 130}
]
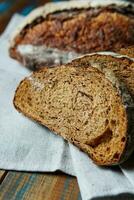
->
[{"left": 13, "top": 55, "right": 134, "bottom": 166}]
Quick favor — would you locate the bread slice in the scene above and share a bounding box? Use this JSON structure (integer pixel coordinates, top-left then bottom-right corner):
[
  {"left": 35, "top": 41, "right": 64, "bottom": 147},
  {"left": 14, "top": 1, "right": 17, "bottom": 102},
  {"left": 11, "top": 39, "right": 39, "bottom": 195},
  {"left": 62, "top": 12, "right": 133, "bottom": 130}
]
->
[
  {"left": 117, "top": 45, "right": 134, "bottom": 58},
  {"left": 9, "top": 0, "right": 134, "bottom": 70},
  {"left": 14, "top": 63, "right": 134, "bottom": 166},
  {"left": 72, "top": 53, "right": 134, "bottom": 98}
]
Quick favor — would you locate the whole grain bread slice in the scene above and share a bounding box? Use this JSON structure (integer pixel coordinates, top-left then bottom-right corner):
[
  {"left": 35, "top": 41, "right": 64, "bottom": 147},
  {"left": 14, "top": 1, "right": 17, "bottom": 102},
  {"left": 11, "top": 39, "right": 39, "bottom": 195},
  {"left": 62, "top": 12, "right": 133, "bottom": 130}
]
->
[{"left": 14, "top": 63, "right": 134, "bottom": 166}]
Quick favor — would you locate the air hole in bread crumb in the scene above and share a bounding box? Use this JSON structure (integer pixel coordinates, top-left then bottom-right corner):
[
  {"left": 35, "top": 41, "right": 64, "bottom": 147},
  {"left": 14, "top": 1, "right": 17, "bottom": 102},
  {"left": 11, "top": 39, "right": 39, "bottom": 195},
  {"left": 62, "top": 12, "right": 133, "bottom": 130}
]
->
[
  {"left": 111, "top": 120, "right": 116, "bottom": 126},
  {"left": 106, "top": 147, "right": 110, "bottom": 151},
  {"left": 28, "top": 102, "right": 32, "bottom": 106},
  {"left": 87, "top": 127, "right": 113, "bottom": 147},
  {"left": 84, "top": 120, "right": 88, "bottom": 125},
  {"left": 106, "top": 107, "right": 111, "bottom": 114},
  {"left": 105, "top": 119, "right": 109, "bottom": 126},
  {"left": 113, "top": 152, "right": 120, "bottom": 160},
  {"left": 121, "top": 137, "right": 126, "bottom": 142}
]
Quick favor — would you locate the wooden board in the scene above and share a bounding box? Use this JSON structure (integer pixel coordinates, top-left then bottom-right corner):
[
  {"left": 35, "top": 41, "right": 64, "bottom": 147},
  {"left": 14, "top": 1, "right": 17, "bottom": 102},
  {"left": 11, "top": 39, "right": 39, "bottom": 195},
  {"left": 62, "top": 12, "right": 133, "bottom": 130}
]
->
[
  {"left": 0, "top": 171, "right": 8, "bottom": 185},
  {"left": 0, "top": 171, "right": 82, "bottom": 200},
  {"left": 0, "top": 171, "right": 5, "bottom": 178},
  {"left": 0, "top": 171, "right": 5, "bottom": 180}
]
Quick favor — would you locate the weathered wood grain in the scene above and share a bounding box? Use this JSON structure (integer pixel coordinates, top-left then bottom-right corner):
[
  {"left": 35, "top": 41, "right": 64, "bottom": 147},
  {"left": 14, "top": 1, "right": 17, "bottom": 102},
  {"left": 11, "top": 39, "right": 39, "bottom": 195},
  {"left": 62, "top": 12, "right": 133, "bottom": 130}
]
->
[
  {"left": 0, "top": 171, "right": 82, "bottom": 200},
  {"left": 0, "top": 171, "right": 8, "bottom": 184},
  {"left": 0, "top": 171, "right": 5, "bottom": 178},
  {"left": 0, "top": 171, "right": 5, "bottom": 180}
]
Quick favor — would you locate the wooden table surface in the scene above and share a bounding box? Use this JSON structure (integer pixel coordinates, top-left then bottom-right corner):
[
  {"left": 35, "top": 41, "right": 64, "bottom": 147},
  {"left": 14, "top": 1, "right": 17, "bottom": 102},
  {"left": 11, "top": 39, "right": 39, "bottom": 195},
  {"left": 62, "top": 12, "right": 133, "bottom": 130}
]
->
[
  {"left": 0, "top": 170, "right": 81, "bottom": 200},
  {"left": 0, "top": 0, "right": 82, "bottom": 199}
]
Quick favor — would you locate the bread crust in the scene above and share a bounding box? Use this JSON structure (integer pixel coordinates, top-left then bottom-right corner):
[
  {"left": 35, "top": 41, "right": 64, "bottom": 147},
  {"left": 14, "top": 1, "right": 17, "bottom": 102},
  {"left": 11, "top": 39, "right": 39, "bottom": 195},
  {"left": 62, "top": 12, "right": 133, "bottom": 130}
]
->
[{"left": 10, "top": 0, "right": 134, "bottom": 47}]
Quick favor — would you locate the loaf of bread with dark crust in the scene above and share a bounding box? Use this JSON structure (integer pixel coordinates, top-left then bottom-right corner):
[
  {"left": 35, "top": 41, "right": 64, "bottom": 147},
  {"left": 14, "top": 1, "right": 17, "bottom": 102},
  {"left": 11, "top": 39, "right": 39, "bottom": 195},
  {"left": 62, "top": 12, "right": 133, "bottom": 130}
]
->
[
  {"left": 13, "top": 61, "right": 134, "bottom": 166},
  {"left": 9, "top": 0, "right": 134, "bottom": 70},
  {"left": 72, "top": 52, "right": 134, "bottom": 98},
  {"left": 117, "top": 45, "right": 134, "bottom": 58}
]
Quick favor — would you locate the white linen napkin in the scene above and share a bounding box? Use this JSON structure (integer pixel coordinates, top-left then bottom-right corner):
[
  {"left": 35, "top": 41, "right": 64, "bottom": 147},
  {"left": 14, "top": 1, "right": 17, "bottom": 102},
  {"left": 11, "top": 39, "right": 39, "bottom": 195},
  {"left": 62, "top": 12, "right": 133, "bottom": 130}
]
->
[{"left": 0, "top": 14, "right": 134, "bottom": 200}]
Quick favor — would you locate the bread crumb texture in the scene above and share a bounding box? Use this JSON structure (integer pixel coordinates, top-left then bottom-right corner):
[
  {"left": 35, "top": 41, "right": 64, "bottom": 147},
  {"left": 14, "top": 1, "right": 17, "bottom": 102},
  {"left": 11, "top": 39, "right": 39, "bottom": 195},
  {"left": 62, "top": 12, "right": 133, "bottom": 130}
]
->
[{"left": 14, "top": 66, "right": 128, "bottom": 165}]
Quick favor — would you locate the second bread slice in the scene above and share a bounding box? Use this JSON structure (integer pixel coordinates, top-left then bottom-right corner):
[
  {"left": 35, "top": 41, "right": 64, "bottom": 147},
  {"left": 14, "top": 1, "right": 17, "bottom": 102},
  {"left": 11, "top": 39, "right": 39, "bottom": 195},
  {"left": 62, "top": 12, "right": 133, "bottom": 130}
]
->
[{"left": 72, "top": 53, "right": 134, "bottom": 98}]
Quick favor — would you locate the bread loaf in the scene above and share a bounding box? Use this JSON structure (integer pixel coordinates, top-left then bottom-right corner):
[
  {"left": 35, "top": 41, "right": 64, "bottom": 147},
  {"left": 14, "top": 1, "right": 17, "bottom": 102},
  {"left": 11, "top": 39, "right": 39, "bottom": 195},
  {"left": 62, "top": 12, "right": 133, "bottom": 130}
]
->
[
  {"left": 9, "top": 0, "right": 134, "bottom": 70},
  {"left": 13, "top": 62, "right": 134, "bottom": 166}
]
